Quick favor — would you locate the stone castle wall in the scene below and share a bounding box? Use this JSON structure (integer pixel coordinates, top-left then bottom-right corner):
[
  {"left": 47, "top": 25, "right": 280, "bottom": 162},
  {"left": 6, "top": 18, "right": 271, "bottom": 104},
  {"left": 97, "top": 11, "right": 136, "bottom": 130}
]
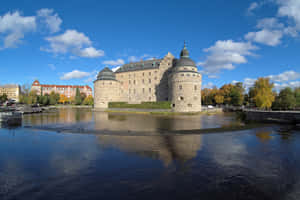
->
[
  {"left": 115, "top": 53, "right": 174, "bottom": 103},
  {"left": 94, "top": 80, "right": 120, "bottom": 108},
  {"left": 169, "top": 67, "right": 202, "bottom": 112}
]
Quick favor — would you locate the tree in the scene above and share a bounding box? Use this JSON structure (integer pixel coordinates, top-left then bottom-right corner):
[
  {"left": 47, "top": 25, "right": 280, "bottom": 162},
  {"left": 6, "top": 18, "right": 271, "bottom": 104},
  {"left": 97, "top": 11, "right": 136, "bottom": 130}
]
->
[
  {"left": 83, "top": 95, "right": 94, "bottom": 105},
  {"left": 75, "top": 88, "right": 82, "bottom": 105},
  {"left": 0, "top": 93, "right": 8, "bottom": 103},
  {"left": 214, "top": 94, "right": 224, "bottom": 105},
  {"left": 219, "top": 84, "right": 234, "bottom": 105},
  {"left": 58, "top": 94, "right": 68, "bottom": 104},
  {"left": 273, "top": 87, "right": 296, "bottom": 110},
  {"left": 295, "top": 87, "right": 300, "bottom": 108},
  {"left": 252, "top": 78, "right": 275, "bottom": 109},
  {"left": 49, "top": 91, "right": 60, "bottom": 105},
  {"left": 229, "top": 83, "right": 244, "bottom": 106}
]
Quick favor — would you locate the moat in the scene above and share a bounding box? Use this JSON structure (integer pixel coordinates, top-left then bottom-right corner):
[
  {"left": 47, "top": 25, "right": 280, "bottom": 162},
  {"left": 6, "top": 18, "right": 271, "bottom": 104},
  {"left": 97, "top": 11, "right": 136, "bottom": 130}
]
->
[{"left": 1, "top": 108, "right": 300, "bottom": 200}]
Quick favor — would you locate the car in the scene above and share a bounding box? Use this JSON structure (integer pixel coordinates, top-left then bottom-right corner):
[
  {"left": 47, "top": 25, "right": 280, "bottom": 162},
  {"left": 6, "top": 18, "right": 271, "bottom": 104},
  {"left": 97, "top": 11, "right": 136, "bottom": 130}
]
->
[{"left": 207, "top": 105, "right": 214, "bottom": 109}]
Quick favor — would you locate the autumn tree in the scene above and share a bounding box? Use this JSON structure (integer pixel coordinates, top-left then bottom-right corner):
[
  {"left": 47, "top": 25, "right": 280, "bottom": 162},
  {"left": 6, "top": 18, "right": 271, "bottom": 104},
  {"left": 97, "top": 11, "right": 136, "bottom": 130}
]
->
[
  {"left": 58, "top": 94, "right": 69, "bottom": 104},
  {"left": 83, "top": 95, "right": 94, "bottom": 105},
  {"left": 251, "top": 78, "right": 275, "bottom": 109}
]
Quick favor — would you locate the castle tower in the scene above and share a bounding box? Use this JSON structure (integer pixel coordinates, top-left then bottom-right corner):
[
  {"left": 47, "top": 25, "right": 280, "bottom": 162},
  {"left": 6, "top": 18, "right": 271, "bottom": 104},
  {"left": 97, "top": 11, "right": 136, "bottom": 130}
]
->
[
  {"left": 169, "top": 43, "right": 202, "bottom": 112},
  {"left": 94, "top": 67, "right": 121, "bottom": 109}
]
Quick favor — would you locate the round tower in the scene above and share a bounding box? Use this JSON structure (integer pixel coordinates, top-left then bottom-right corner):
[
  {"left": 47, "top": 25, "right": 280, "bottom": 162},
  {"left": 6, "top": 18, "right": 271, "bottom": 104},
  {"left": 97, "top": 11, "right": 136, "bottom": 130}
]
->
[
  {"left": 169, "top": 43, "right": 202, "bottom": 112},
  {"left": 94, "top": 67, "right": 120, "bottom": 109}
]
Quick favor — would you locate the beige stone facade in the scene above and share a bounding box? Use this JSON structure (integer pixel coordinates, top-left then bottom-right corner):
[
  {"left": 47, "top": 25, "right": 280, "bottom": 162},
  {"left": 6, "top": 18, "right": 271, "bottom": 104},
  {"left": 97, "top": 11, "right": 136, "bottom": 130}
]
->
[
  {"left": 31, "top": 80, "right": 93, "bottom": 98},
  {"left": 94, "top": 45, "right": 202, "bottom": 112},
  {"left": 0, "top": 84, "right": 20, "bottom": 101}
]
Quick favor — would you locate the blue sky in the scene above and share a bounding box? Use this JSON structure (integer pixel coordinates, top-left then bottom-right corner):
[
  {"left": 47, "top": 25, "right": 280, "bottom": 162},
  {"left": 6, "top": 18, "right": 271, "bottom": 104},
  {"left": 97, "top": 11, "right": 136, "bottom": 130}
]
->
[{"left": 0, "top": 0, "right": 299, "bottom": 90}]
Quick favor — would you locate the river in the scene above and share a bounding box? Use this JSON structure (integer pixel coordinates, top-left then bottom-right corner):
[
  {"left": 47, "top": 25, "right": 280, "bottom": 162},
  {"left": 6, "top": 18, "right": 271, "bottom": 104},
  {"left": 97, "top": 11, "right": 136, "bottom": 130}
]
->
[{"left": 0, "top": 108, "right": 300, "bottom": 200}]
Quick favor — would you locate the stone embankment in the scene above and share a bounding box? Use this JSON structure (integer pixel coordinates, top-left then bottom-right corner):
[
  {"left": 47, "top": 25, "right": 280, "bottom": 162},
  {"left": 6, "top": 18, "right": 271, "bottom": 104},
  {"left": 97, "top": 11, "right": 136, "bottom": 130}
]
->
[{"left": 243, "top": 109, "right": 300, "bottom": 124}]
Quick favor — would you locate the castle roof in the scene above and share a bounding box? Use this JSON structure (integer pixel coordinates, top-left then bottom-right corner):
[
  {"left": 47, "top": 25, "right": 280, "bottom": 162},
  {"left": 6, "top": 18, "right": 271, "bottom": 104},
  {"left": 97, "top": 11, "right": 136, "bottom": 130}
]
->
[
  {"left": 115, "top": 59, "right": 162, "bottom": 73},
  {"left": 97, "top": 67, "right": 116, "bottom": 80},
  {"left": 174, "top": 43, "right": 196, "bottom": 68}
]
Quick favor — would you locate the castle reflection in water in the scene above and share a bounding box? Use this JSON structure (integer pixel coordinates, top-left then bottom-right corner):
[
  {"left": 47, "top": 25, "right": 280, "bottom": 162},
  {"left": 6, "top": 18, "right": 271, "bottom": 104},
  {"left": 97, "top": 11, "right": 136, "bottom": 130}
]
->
[{"left": 23, "top": 108, "right": 235, "bottom": 165}]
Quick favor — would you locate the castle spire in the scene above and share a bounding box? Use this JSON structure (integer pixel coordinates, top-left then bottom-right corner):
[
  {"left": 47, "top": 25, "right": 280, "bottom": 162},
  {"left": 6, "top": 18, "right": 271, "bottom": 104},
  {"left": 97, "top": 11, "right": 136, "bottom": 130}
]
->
[{"left": 180, "top": 41, "right": 189, "bottom": 58}]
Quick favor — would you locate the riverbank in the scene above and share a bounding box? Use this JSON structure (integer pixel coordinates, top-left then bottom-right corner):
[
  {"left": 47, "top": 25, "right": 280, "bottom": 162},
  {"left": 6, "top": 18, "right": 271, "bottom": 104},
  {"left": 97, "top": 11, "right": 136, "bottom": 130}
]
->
[{"left": 94, "top": 107, "right": 223, "bottom": 115}]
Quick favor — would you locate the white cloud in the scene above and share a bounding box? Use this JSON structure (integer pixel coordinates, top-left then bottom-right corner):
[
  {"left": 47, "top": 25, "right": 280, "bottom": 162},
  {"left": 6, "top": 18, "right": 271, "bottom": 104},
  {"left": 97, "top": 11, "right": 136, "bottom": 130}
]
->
[
  {"left": 202, "top": 82, "right": 214, "bottom": 89},
  {"left": 198, "top": 40, "right": 257, "bottom": 75},
  {"left": 267, "top": 70, "right": 300, "bottom": 82},
  {"left": 277, "top": 0, "right": 300, "bottom": 29},
  {"left": 37, "top": 8, "right": 62, "bottom": 33},
  {"left": 247, "top": 2, "right": 259, "bottom": 15},
  {"left": 60, "top": 70, "right": 91, "bottom": 80},
  {"left": 44, "top": 29, "right": 104, "bottom": 58},
  {"left": 77, "top": 47, "right": 104, "bottom": 58},
  {"left": 241, "top": 70, "right": 300, "bottom": 90},
  {"left": 245, "top": 29, "right": 283, "bottom": 46},
  {"left": 48, "top": 64, "right": 56, "bottom": 70},
  {"left": 256, "top": 17, "right": 284, "bottom": 29},
  {"left": 111, "top": 66, "right": 121, "bottom": 72},
  {"left": 102, "top": 59, "right": 125, "bottom": 66},
  {"left": 0, "top": 11, "right": 36, "bottom": 48}
]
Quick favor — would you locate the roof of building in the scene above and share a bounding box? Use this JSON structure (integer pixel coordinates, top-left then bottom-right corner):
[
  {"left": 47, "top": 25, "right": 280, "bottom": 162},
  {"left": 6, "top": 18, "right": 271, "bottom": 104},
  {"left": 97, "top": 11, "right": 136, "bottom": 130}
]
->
[
  {"left": 96, "top": 67, "right": 116, "bottom": 80},
  {"left": 115, "top": 59, "right": 162, "bottom": 73},
  {"left": 0, "top": 84, "right": 19, "bottom": 88},
  {"left": 32, "top": 80, "right": 92, "bottom": 90},
  {"left": 174, "top": 43, "right": 196, "bottom": 68}
]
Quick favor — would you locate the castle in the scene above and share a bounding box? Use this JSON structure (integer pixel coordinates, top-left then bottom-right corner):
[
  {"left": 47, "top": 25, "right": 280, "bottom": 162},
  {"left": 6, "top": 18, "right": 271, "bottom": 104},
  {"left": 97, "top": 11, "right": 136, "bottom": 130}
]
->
[{"left": 94, "top": 44, "right": 202, "bottom": 112}]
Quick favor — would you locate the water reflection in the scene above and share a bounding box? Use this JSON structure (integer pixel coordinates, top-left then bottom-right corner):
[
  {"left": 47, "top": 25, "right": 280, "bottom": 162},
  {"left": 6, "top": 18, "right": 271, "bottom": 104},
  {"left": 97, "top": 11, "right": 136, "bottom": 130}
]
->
[{"left": 98, "top": 134, "right": 202, "bottom": 166}]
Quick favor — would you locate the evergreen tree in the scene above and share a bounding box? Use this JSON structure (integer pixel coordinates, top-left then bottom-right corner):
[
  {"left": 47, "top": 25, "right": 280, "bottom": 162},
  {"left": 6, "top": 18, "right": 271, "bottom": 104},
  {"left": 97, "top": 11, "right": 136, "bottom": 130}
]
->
[{"left": 75, "top": 88, "right": 82, "bottom": 105}]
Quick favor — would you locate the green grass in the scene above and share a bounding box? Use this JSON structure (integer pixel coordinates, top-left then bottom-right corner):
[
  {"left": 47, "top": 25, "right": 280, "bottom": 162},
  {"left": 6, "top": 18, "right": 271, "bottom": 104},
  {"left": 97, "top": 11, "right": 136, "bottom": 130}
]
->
[{"left": 108, "top": 101, "right": 171, "bottom": 109}]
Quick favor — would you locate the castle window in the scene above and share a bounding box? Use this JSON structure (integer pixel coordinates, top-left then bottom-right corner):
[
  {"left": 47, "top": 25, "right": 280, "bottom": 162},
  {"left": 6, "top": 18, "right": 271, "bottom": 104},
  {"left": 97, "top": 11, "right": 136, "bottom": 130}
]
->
[
  {"left": 133, "top": 80, "right": 136, "bottom": 84},
  {"left": 184, "top": 67, "right": 187, "bottom": 70},
  {"left": 143, "top": 88, "right": 145, "bottom": 93},
  {"left": 129, "top": 89, "right": 131, "bottom": 93},
  {"left": 149, "top": 72, "right": 151, "bottom": 76},
  {"left": 172, "top": 104, "right": 175, "bottom": 107},
  {"left": 194, "top": 85, "right": 197, "bottom": 90},
  {"left": 149, "top": 88, "right": 151, "bottom": 92},
  {"left": 179, "top": 85, "right": 182, "bottom": 90},
  {"left": 179, "top": 96, "right": 184, "bottom": 101},
  {"left": 155, "top": 71, "right": 157, "bottom": 73},
  {"left": 134, "top": 89, "right": 136, "bottom": 94},
  {"left": 194, "top": 96, "right": 197, "bottom": 100},
  {"left": 149, "top": 97, "right": 151, "bottom": 101},
  {"left": 181, "top": 74, "right": 184, "bottom": 76},
  {"left": 110, "top": 82, "right": 112, "bottom": 85},
  {"left": 168, "top": 63, "right": 170, "bottom": 65},
  {"left": 149, "top": 79, "right": 151, "bottom": 83},
  {"left": 143, "top": 72, "right": 144, "bottom": 76},
  {"left": 187, "top": 74, "right": 190, "bottom": 76},
  {"left": 142, "top": 79, "right": 144, "bottom": 84},
  {"left": 193, "top": 74, "right": 195, "bottom": 76},
  {"left": 129, "top": 74, "right": 131, "bottom": 78},
  {"left": 188, "top": 104, "right": 192, "bottom": 107},
  {"left": 129, "top": 80, "right": 131, "bottom": 84},
  {"left": 154, "top": 77, "right": 157, "bottom": 80}
]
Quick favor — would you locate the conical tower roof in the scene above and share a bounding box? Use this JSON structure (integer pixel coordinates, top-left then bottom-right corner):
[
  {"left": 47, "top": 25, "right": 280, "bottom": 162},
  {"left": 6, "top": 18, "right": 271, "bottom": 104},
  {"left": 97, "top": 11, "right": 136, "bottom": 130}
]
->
[
  {"left": 97, "top": 67, "right": 116, "bottom": 80},
  {"left": 175, "top": 42, "right": 196, "bottom": 67}
]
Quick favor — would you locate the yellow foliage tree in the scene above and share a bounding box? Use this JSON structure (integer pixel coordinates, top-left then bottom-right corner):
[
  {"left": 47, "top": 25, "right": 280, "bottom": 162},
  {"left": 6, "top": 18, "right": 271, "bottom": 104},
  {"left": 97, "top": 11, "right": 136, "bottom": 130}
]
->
[
  {"left": 214, "top": 94, "right": 224, "bottom": 105},
  {"left": 253, "top": 77, "right": 275, "bottom": 109},
  {"left": 58, "top": 94, "right": 68, "bottom": 104}
]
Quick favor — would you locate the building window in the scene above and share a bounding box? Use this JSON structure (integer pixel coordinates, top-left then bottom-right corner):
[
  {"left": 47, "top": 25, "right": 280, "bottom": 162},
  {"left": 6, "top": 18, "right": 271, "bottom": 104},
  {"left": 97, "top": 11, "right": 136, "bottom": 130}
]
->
[
  {"left": 194, "top": 85, "right": 197, "bottom": 90},
  {"left": 184, "top": 67, "right": 187, "bottom": 70},
  {"left": 154, "top": 77, "right": 157, "bottom": 80},
  {"left": 149, "top": 79, "right": 151, "bottom": 83},
  {"left": 110, "top": 82, "right": 112, "bottom": 85},
  {"left": 134, "top": 89, "right": 136, "bottom": 94},
  {"left": 155, "top": 71, "right": 157, "bottom": 73},
  {"left": 133, "top": 80, "right": 136, "bottom": 84},
  {"left": 188, "top": 104, "right": 192, "bottom": 107},
  {"left": 149, "top": 97, "right": 151, "bottom": 101},
  {"left": 179, "top": 85, "right": 182, "bottom": 90},
  {"left": 142, "top": 88, "right": 145, "bottom": 93},
  {"left": 194, "top": 96, "right": 197, "bottom": 100},
  {"left": 129, "top": 89, "right": 131, "bottom": 93},
  {"left": 142, "top": 79, "right": 144, "bottom": 84},
  {"left": 187, "top": 74, "right": 190, "bottom": 76},
  {"left": 149, "top": 88, "right": 151, "bottom": 92},
  {"left": 129, "top": 80, "right": 131, "bottom": 84},
  {"left": 129, "top": 74, "right": 131, "bottom": 78},
  {"left": 179, "top": 96, "right": 184, "bottom": 101},
  {"left": 181, "top": 74, "right": 184, "bottom": 76},
  {"left": 143, "top": 72, "right": 144, "bottom": 76},
  {"left": 149, "top": 72, "right": 151, "bottom": 76}
]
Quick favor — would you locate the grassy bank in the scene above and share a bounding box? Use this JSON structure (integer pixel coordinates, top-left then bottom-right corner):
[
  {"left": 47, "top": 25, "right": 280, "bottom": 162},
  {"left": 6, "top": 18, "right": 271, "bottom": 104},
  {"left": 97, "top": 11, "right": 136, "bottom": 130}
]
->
[
  {"left": 108, "top": 101, "right": 171, "bottom": 109},
  {"left": 105, "top": 109, "right": 221, "bottom": 116}
]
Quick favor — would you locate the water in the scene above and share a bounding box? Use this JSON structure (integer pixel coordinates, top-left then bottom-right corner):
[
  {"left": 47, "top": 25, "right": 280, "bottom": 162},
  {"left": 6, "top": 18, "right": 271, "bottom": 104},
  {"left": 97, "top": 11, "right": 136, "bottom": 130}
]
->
[{"left": 0, "top": 108, "right": 300, "bottom": 200}]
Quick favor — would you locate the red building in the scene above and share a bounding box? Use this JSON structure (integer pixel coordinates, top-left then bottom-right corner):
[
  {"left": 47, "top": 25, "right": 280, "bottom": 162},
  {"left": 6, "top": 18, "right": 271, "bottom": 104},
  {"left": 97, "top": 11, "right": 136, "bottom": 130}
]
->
[{"left": 31, "top": 80, "right": 93, "bottom": 98}]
